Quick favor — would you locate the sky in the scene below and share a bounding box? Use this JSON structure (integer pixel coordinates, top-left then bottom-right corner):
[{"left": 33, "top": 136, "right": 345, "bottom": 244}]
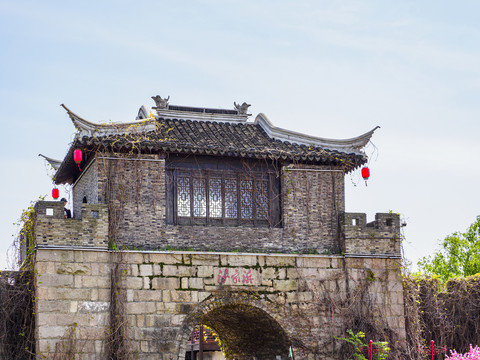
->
[{"left": 1, "top": 0, "right": 479, "bottom": 270}]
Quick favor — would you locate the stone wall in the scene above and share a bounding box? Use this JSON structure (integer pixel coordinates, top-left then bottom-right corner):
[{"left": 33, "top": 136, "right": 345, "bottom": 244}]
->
[
  {"left": 35, "top": 249, "right": 111, "bottom": 358},
  {"left": 34, "top": 201, "right": 108, "bottom": 248},
  {"left": 72, "top": 160, "right": 99, "bottom": 219},
  {"left": 342, "top": 212, "right": 401, "bottom": 255},
  {"left": 282, "top": 164, "right": 345, "bottom": 253},
  {"left": 34, "top": 249, "right": 405, "bottom": 360},
  {"left": 72, "top": 154, "right": 351, "bottom": 254}
]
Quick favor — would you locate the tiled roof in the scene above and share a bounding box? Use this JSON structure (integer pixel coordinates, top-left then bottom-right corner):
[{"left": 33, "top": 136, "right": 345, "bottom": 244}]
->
[
  {"left": 79, "top": 118, "right": 362, "bottom": 161},
  {"left": 55, "top": 113, "right": 368, "bottom": 184}
]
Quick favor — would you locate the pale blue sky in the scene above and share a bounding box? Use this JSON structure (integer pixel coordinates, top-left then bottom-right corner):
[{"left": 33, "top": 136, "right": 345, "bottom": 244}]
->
[{"left": 1, "top": 0, "right": 479, "bottom": 269}]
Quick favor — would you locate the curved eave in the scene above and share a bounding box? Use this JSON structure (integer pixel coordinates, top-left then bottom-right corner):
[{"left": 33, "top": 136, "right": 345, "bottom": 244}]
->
[
  {"left": 55, "top": 138, "right": 365, "bottom": 185},
  {"left": 54, "top": 146, "right": 75, "bottom": 185},
  {"left": 60, "top": 104, "right": 157, "bottom": 138},
  {"left": 38, "top": 154, "right": 62, "bottom": 171},
  {"left": 254, "top": 113, "right": 379, "bottom": 154}
]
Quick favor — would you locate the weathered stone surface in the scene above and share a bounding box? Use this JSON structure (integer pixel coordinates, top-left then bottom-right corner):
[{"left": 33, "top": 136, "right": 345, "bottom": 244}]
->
[
  {"left": 152, "top": 278, "right": 179, "bottom": 290},
  {"left": 78, "top": 301, "right": 109, "bottom": 313},
  {"left": 32, "top": 156, "right": 404, "bottom": 359},
  {"left": 35, "top": 248, "right": 405, "bottom": 359},
  {"left": 56, "top": 263, "right": 90, "bottom": 275}
]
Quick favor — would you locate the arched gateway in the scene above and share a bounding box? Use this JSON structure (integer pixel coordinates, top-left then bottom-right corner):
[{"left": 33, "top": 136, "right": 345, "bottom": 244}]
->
[
  {"left": 177, "top": 294, "right": 291, "bottom": 360},
  {"left": 29, "top": 96, "right": 405, "bottom": 359}
]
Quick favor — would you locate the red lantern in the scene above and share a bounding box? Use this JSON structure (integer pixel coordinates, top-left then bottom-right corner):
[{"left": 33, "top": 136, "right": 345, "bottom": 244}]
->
[
  {"left": 361, "top": 167, "right": 370, "bottom": 180},
  {"left": 73, "top": 149, "right": 83, "bottom": 164},
  {"left": 52, "top": 188, "right": 59, "bottom": 199},
  {"left": 361, "top": 167, "right": 370, "bottom": 186}
]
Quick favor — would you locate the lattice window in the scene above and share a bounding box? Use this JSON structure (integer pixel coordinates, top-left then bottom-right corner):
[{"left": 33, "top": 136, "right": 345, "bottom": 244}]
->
[
  {"left": 224, "top": 178, "right": 238, "bottom": 219},
  {"left": 168, "top": 164, "right": 280, "bottom": 227},
  {"left": 208, "top": 177, "right": 222, "bottom": 218},
  {"left": 177, "top": 177, "right": 191, "bottom": 217}
]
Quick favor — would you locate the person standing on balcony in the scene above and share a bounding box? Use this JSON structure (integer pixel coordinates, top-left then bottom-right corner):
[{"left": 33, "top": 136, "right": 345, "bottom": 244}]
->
[{"left": 60, "top": 198, "right": 72, "bottom": 219}]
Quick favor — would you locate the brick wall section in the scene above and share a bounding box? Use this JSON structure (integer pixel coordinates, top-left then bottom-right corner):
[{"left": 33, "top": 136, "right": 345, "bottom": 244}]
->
[
  {"left": 342, "top": 213, "right": 401, "bottom": 255},
  {"left": 35, "top": 249, "right": 111, "bottom": 358},
  {"left": 282, "top": 164, "right": 345, "bottom": 253},
  {"left": 73, "top": 154, "right": 349, "bottom": 254},
  {"left": 72, "top": 160, "right": 99, "bottom": 219},
  {"left": 97, "top": 154, "right": 167, "bottom": 247},
  {"left": 34, "top": 201, "right": 108, "bottom": 248},
  {"left": 34, "top": 249, "right": 405, "bottom": 360}
]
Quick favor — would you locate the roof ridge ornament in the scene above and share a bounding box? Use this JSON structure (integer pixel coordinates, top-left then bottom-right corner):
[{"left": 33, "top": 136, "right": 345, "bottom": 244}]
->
[
  {"left": 152, "top": 95, "right": 170, "bottom": 114},
  {"left": 234, "top": 101, "right": 251, "bottom": 115}
]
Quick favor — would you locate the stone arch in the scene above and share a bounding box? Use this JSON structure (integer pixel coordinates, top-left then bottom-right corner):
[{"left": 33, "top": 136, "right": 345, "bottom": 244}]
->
[{"left": 176, "top": 291, "right": 291, "bottom": 360}]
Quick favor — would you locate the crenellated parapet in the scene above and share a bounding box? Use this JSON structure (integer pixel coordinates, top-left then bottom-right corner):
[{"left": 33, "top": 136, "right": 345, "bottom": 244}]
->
[
  {"left": 342, "top": 212, "right": 401, "bottom": 257},
  {"left": 34, "top": 201, "right": 109, "bottom": 249}
]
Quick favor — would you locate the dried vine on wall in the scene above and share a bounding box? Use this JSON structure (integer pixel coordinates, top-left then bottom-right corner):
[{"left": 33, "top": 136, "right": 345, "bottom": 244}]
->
[
  {"left": 106, "top": 255, "right": 133, "bottom": 360},
  {"left": 403, "top": 274, "right": 480, "bottom": 357},
  {"left": 0, "top": 202, "right": 37, "bottom": 359}
]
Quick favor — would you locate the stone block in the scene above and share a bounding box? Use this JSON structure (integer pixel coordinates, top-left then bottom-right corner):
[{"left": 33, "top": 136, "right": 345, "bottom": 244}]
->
[
  {"left": 36, "top": 287, "right": 48, "bottom": 301},
  {"left": 143, "top": 277, "right": 151, "bottom": 289},
  {"left": 55, "top": 288, "right": 92, "bottom": 300},
  {"left": 38, "top": 339, "right": 57, "bottom": 353},
  {"left": 170, "top": 290, "right": 192, "bottom": 302},
  {"left": 123, "top": 252, "right": 144, "bottom": 263},
  {"left": 371, "top": 258, "right": 387, "bottom": 269},
  {"left": 297, "top": 291, "right": 314, "bottom": 302},
  {"left": 286, "top": 268, "right": 299, "bottom": 279},
  {"left": 273, "top": 280, "right": 297, "bottom": 292},
  {"left": 191, "top": 254, "right": 220, "bottom": 266},
  {"left": 56, "top": 263, "right": 90, "bottom": 275},
  {"left": 97, "top": 289, "right": 111, "bottom": 302},
  {"left": 131, "top": 264, "right": 139, "bottom": 277},
  {"left": 153, "top": 264, "right": 162, "bottom": 276},
  {"left": 38, "top": 325, "right": 70, "bottom": 338},
  {"left": 152, "top": 278, "right": 179, "bottom": 290},
  {"left": 344, "top": 258, "right": 365, "bottom": 269},
  {"left": 36, "top": 250, "right": 74, "bottom": 262},
  {"left": 188, "top": 278, "right": 203, "bottom": 289},
  {"left": 197, "top": 291, "right": 210, "bottom": 303},
  {"left": 197, "top": 265, "right": 214, "bottom": 278},
  {"left": 388, "top": 281, "right": 403, "bottom": 292},
  {"left": 82, "top": 251, "right": 110, "bottom": 263},
  {"left": 149, "top": 253, "right": 184, "bottom": 264},
  {"left": 296, "top": 256, "right": 331, "bottom": 268},
  {"left": 266, "top": 256, "right": 296, "bottom": 267},
  {"left": 79, "top": 326, "right": 106, "bottom": 339},
  {"left": 128, "top": 302, "right": 156, "bottom": 314},
  {"left": 78, "top": 301, "right": 109, "bottom": 313},
  {"left": 296, "top": 268, "right": 319, "bottom": 279},
  {"left": 162, "top": 265, "right": 195, "bottom": 277},
  {"left": 262, "top": 267, "right": 277, "bottom": 280},
  {"left": 126, "top": 277, "right": 143, "bottom": 289},
  {"left": 171, "top": 314, "right": 186, "bottom": 326},
  {"left": 163, "top": 302, "right": 177, "bottom": 314},
  {"left": 81, "top": 276, "right": 110, "bottom": 288},
  {"left": 38, "top": 274, "right": 74, "bottom": 287},
  {"left": 227, "top": 254, "right": 257, "bottom": 266},
  {"left": 140, "top": 264, "right": 153, "bottom": 276},
  {"left": 137, "top": 314, "right": 145, "bottom": 327},
  {"left": 135, "top": 290, "right": 162, "bottom": 302}
]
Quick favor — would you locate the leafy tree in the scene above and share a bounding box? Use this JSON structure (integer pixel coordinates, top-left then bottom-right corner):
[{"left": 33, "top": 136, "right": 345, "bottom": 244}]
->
[
  {"left": 335, "top": 330, "right": 390, "bottom": 360},
  {"left": 418, "top": 216, "right": 480, "bottom": 282}
]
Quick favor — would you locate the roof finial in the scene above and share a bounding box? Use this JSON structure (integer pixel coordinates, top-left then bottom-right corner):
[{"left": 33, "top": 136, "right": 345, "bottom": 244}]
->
[
  {"left": 234, "top": 102, "right": 251, "bottom": 115},
  {"left": 152, "top": 95, "right": 170, "bottom": 114}
]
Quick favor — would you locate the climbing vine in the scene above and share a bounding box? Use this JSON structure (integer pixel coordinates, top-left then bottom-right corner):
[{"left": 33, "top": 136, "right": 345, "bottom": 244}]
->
[{"left": 0, "top": 201, "right": 39, "bottom": 359}]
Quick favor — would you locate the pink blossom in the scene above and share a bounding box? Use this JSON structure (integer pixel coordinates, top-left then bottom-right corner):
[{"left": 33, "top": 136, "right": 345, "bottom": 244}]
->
[{"left": 446, "top": 345, "right": 480, "bottom": 360}]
